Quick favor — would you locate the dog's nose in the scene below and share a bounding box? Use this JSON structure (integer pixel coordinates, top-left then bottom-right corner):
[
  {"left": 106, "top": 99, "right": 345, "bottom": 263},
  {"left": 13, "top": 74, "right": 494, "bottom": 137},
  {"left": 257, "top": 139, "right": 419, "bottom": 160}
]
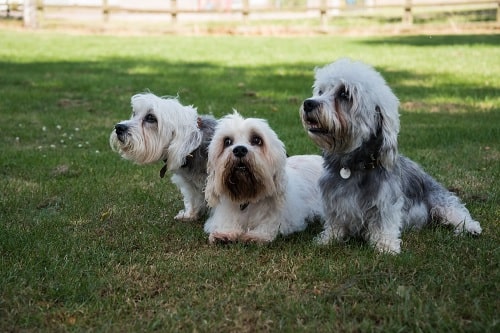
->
[
  {"left": 233, "top": 145, "right": 248, "bottom": 158},
  {"left": 303, "top": 99, "right": 320, "bottom": 113},
  {"left": 115, "top": 123, "right": 128, "bottom": 136}
]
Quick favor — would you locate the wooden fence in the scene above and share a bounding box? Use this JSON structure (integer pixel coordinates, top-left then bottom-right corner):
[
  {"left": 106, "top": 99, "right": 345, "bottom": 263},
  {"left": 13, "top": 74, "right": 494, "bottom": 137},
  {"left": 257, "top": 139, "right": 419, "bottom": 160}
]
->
[{"left": 3, "top": 0, "right": 499, "bottom": 29}]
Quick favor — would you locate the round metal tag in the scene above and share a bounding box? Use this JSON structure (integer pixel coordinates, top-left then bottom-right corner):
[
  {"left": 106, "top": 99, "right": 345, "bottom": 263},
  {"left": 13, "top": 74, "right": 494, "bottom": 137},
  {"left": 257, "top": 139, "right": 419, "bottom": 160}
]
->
[{"left": 340, "top": 167, "right": 351, "bottom": 179}]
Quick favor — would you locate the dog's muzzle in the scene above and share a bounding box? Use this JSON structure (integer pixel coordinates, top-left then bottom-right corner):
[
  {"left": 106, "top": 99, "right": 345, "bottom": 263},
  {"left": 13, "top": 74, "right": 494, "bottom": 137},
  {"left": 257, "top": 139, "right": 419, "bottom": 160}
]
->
[
  {"left": 303, "top": 99, "right": 320, "bottom": 114},
  {"left": 233, "top": 145, "right": 248, "bottom": 158},
  {"left": 114, "top": 123, "right": 128, "bottom": 143},
  {"left": 302, "top": 99, "right": 326, "bottom": 134},
  {"left": 233, "top": 146, "right": 249, "bottom": 172}
]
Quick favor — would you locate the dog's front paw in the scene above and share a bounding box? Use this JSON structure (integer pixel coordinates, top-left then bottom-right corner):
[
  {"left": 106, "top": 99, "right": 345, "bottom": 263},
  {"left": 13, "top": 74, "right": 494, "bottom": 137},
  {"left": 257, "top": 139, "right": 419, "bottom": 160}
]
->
[
  {"left": 174, "top": 210, "right": 198, "bottom": 221},
  {"left": 208, "top": 232, "right": 240, "bottom": 244},
  {"left": 314, "top": 226, "right": 345, "bottom": 245},
  {"left": 373, "top": 238, "right": 401, "bottom": 255},
  {"left": 314, "top": 230, "right": 333, "bottom": 245},
  {"left": 454, "top": 220, "right": 482, "bottom": 236},
  {"left": 239, "top": 232, "right": 273, "bottom": 244}
]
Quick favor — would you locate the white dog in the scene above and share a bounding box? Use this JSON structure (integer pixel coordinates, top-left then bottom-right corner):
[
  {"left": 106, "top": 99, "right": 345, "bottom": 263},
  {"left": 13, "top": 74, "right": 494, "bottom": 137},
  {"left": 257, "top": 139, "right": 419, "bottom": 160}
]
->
[
  {"left": 204, "top": 112, "right": 324, "bottom": 244},
  {"left": 300, "top": 58, "right": 482, "bottom": 254},
  {"left": 109, "top": 92, "right": 217, "bottom": 221}
]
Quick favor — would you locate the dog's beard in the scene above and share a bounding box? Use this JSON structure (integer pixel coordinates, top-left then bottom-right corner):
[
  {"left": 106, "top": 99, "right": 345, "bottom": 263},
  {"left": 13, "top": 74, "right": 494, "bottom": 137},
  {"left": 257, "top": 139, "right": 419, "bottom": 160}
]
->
[
  {"left": 109, "top": 127, "right": 166, "bottom": 165},
  {"left": 222, "top": 157, "right": 267, "bottom": 203},
  {"left": 301, "top": 103, "right": 350, "bottom": 153}
]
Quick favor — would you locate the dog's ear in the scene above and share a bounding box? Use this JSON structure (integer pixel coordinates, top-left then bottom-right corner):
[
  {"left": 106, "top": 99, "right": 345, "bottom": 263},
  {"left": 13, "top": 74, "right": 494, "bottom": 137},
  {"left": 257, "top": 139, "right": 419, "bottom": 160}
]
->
[
  {"left": 167, "top": 125, "right": 202, "bottom": 170},
  {"left": 376, "top": 103, "right": 399, "bottom": 168},
  {"left": 204, "top": 160, "right": 219, "bottom": 207},
  {"left": 272, "top": 165, "right": 287, "bottom": 207}
]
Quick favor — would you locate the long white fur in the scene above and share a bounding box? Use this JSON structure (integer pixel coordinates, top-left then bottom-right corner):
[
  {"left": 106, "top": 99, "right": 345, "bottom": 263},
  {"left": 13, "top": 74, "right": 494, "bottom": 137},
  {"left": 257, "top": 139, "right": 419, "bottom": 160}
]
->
[
  {"left": 110, "top": 93, "right": 216, "bottom": 221},
  {"left": 204, "top": 112, "right": 324, "bottom": 243}
]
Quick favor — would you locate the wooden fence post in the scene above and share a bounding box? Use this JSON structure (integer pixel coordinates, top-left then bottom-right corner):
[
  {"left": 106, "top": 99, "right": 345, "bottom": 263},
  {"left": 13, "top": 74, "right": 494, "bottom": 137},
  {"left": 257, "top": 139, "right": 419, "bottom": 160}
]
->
[
  {"left": 242, "top": 0, "right": 249, "bottom": 25},
  {"left": 320, "top": 0, "right": 328, "bottom": 29},
  {"left": 403, "top": 0, "right": 413, "bottom": 26},
  {"left": 35, "top": 0, "right": 43, "bottom": 27},
  {"left": 23, "top": 0, "right": 37, "bottom": 28},
  {"left": 171, "top": 0, "right": 177, "bottom": 24},
  {"left": 102, "top": 0, "right": 109, "bottom": 22},
  {"left": 497, "top": 0, "right": 500, "bottom": 22}
]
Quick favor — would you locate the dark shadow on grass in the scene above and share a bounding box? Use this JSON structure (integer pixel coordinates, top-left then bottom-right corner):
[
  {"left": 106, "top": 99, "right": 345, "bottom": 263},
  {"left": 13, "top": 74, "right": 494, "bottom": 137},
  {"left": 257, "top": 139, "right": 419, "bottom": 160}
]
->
[
  {"left": 0, "top": 58, "right": 497, "bottom": 111},
  {"left": 0, "top": 58, "right": 498, "bottom": 155}
]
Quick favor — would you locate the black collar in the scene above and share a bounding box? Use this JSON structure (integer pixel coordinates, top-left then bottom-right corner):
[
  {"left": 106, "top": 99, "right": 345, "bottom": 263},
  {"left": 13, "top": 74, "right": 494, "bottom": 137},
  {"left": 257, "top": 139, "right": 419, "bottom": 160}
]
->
[
  {"left": 159, "top": 153, "right": 194, "bottom": 178},
  {"left": 337, "top": 113, "right": 383, "bottom": 179}
]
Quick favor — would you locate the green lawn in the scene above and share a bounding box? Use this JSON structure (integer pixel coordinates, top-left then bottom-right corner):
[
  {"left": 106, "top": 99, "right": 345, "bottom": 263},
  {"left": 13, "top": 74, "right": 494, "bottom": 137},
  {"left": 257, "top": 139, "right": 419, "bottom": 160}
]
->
[{"left": 0, "top": 30, "right": 498, "bottom": 332}]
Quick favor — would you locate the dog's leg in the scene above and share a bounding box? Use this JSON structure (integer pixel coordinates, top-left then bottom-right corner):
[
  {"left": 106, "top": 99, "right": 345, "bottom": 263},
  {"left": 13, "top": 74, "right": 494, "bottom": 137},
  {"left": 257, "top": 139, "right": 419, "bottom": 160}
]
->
[
  {"left": 367, "top": 202, "right": 403, "bottom": 254},
  {"left": 314, "top": 218, "right": 347, "bottom": 245},
  {"left": 369, "top": 230, "right": 402, "bottom": 254},
  {"left": 204, "top": 203, "right": 243, "bottom": 244},
  {"left": 430, "top": 193, "right": 482, "bottom": 235},
  {"left": 171, "top": 174, "right": 203, "bottom": 221},
  {"left": 240, "top": 218, "right": 280, "bottom": 244}
]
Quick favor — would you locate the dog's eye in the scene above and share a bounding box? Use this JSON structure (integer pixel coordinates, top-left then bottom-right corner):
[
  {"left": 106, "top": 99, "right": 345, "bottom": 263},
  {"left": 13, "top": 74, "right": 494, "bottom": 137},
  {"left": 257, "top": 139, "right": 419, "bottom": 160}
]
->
[
  {"left": 251, "top": 135, "right": 263, "bottom": 146},
  {"left": 223, "top": 137, "right": 232, "bottom": 147},
  {"left": 144, "top": 114, "right": 157, "bottom": 123},
  {"left": 338, "top": 89, "right": 349, "bottom": 100},
  {"left": 318, "top": 90, "right": 323, "bottom": 96}
]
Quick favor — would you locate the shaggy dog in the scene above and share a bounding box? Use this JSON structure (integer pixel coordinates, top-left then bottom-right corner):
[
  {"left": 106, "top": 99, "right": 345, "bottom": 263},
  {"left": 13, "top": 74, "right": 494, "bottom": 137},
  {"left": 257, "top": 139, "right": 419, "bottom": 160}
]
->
[
  {"left": 300, "top": 58, "right": 482, "bottom": 254},
  {"left": 110, "top": 92, "right": 216, "bottom": 221},
  {"left": 204, "top": 112, "right": 324, "bottom": 243}
]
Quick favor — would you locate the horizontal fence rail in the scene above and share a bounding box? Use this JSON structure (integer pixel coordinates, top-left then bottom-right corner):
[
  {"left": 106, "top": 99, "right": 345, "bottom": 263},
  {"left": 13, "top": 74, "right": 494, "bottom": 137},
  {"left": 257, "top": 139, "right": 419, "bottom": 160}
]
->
[{"left": 2, "top": 0, "right": 499, "bottom": 30}]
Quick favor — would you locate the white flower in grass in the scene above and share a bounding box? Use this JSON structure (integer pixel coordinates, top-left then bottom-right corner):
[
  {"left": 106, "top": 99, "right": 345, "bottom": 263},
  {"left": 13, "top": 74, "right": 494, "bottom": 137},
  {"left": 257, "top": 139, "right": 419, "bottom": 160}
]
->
[
  {"left": 42, "top": 126, "right": 47, "bottom": 131},
  {"left": 56, "top": 125, "right": 62, "bottom": 130}
]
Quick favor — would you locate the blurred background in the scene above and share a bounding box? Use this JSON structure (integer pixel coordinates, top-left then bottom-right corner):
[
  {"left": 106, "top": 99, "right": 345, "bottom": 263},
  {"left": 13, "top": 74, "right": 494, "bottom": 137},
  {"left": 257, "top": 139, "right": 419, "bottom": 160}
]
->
[{"left": 1, "top": 0, "right": 498, "bottom": 34}]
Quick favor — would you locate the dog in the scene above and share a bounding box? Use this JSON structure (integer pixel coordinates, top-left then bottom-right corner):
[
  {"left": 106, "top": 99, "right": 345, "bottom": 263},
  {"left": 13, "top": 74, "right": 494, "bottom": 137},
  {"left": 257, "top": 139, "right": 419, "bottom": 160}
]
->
[
  {"left": 300, "top": 58, "right": 482, "bottom": 254},
  {"left": 204, "top": 112, "right": 325, "bottom": 244},
  {"left": 109, "top": 92, "right": 217, "bottom": 221}
]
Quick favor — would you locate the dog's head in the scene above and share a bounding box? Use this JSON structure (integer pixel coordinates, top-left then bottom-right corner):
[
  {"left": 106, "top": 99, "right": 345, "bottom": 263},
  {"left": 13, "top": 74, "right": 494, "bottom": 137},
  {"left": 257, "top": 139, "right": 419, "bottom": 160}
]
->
[
  {"left": 109, "top": 93, "right": 202, "bottom": 170},
  {"left": 205, "top": 112, "right": 287, "bottom": 207},
  {"left": 300, "top": 58, "right": 400, "bottom": 168}
]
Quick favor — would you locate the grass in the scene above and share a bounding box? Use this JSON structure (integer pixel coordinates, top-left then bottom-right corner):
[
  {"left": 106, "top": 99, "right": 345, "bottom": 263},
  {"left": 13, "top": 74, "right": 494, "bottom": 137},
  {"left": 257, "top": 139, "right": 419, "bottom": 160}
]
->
[{"left": 0, "top": 30, "right": 499, "bottom": 332}]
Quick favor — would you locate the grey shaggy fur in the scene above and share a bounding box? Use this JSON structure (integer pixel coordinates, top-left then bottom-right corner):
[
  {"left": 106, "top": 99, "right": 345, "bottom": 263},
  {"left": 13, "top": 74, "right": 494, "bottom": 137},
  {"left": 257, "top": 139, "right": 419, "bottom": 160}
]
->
[{"left": 300, "top": 58, "right": 482, "bottom": 253}]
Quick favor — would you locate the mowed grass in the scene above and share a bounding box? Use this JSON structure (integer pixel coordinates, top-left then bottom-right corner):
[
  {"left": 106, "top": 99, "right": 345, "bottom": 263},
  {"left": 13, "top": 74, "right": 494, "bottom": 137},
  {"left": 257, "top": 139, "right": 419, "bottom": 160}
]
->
[{"left": 0, "top": 30, "right": 498, "bottom": 332}]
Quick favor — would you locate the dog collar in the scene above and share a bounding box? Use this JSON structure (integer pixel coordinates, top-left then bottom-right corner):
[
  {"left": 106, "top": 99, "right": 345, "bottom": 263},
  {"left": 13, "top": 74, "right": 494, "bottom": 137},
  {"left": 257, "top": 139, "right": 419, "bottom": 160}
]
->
[
  {"left": 338, "top": 154, "right": 380, "bottom": 179},
  {"left": 339, "top": 156, "right": 379, "bottom": 179}
]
